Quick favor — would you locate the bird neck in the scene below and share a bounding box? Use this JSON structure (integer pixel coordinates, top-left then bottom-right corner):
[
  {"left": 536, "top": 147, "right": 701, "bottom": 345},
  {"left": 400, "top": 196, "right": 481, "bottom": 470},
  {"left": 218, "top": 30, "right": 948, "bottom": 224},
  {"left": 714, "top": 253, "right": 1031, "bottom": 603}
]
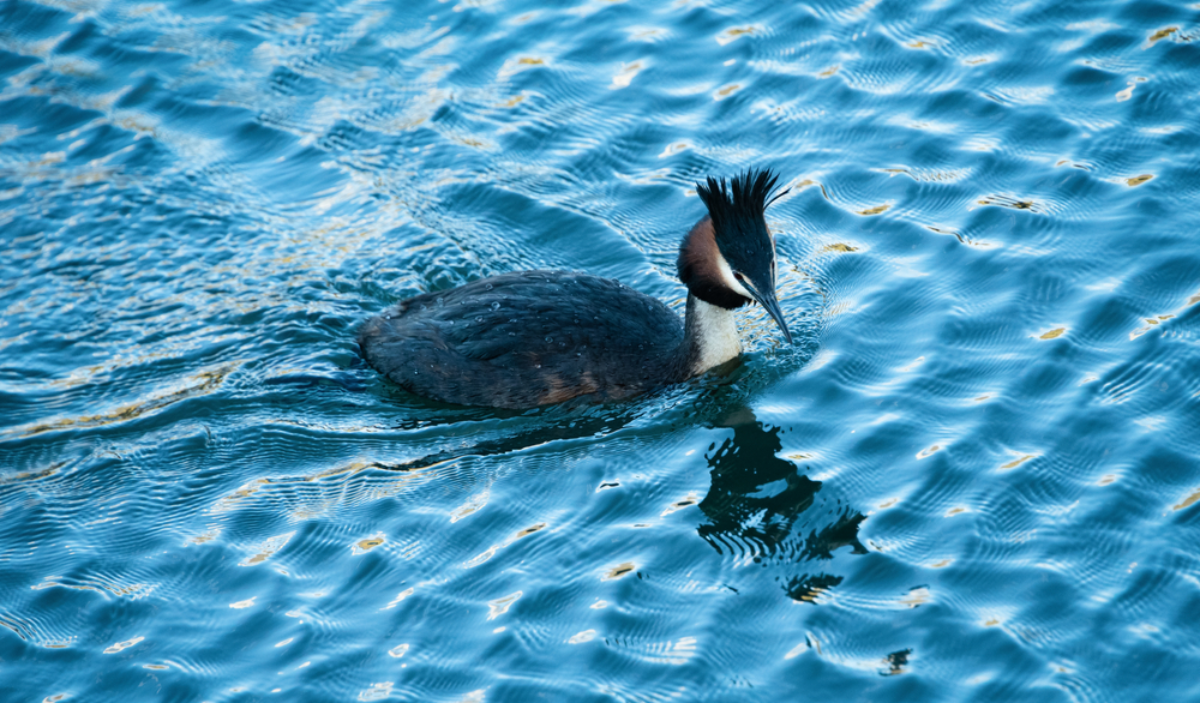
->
[{"left": 681, "top": 293, "right": 742, "bottom": 375}]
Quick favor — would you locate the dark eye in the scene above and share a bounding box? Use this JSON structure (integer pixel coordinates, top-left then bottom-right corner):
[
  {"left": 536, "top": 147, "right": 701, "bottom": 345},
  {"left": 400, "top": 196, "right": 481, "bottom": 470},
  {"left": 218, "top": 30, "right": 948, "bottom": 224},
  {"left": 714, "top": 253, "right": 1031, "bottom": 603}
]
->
[{"left": 734, "top": 272, "right": 746, "bottom": 282}]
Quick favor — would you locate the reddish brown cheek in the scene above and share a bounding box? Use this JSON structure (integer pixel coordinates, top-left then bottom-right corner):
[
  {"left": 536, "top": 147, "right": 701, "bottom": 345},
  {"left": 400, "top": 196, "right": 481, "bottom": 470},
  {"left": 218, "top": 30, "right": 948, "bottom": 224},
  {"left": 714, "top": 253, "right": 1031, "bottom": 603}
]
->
[{"left": 681, "top": 219, "right": 719, "bottom": 282}]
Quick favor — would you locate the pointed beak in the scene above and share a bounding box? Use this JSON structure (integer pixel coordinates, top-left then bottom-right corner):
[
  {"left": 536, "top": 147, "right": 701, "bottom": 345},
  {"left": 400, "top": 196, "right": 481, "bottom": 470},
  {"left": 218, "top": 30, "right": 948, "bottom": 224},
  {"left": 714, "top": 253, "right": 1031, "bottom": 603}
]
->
[{"left": 741, "top": 276, "right": 792, "bottom": 345}]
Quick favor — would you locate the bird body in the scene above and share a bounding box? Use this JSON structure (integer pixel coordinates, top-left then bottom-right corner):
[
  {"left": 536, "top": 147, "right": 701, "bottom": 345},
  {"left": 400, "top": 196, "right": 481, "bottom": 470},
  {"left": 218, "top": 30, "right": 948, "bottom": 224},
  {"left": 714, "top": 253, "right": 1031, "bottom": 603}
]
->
[
  {"left": 358, "top": 169, "right": 791, "bottom": 409},
  {"left": 359, "top": 271, "right": 692, "bottom": 407}
]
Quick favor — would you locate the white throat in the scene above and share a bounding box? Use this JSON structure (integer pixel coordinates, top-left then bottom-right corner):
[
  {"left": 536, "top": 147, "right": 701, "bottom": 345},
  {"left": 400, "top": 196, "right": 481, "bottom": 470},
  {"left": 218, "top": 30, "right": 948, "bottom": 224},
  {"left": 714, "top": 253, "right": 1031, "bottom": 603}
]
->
[{"left": 688, "top": 296, "right": 742, "bottom": 374}]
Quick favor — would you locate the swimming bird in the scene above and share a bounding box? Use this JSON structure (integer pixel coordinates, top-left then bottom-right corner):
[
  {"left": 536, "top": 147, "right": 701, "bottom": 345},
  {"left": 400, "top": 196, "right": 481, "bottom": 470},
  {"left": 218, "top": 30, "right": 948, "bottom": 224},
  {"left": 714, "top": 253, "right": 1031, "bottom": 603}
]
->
[{"left": 358, "top": 168, "right": 792, "bottom": 409}]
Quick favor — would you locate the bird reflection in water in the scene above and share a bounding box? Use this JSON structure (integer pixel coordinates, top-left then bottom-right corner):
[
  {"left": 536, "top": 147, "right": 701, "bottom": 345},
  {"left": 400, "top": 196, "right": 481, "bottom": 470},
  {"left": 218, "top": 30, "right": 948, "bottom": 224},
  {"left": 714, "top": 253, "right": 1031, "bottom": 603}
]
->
[
  {"left": 365, "top": 395, "right": 865, "bottom": 604},
  {"left": 697, "top": 406, "right": 867, "bottom": 603}
]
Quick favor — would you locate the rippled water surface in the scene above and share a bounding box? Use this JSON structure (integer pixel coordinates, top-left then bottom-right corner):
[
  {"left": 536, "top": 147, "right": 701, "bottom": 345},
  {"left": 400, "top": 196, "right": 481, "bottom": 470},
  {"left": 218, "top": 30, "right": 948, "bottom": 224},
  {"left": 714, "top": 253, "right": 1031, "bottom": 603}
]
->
[{"left": 3, "top": 0, "right": 1200, "bottom": 700}]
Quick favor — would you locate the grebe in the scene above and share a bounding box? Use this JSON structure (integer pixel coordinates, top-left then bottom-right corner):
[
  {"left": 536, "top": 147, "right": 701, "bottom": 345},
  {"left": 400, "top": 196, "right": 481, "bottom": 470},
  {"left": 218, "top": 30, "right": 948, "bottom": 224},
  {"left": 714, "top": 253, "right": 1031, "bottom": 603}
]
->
[{"left": 358, "top": 168, "right": 792, "bottom": 409}]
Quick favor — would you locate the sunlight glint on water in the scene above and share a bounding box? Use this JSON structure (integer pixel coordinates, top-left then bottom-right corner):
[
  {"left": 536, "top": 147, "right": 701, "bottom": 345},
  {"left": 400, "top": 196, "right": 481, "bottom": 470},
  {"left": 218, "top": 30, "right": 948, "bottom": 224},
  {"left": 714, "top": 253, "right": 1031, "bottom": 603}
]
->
[{"left": 1, "top": 0, "right": 1199, "bottom": 700}]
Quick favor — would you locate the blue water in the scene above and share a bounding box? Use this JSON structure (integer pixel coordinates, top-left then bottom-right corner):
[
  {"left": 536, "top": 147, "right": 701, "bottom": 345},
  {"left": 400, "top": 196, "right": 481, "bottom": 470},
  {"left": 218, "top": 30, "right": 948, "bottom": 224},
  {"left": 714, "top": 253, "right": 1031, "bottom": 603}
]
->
[{"left": 2, "top": 0, "right": 1200, "bottom": 700}]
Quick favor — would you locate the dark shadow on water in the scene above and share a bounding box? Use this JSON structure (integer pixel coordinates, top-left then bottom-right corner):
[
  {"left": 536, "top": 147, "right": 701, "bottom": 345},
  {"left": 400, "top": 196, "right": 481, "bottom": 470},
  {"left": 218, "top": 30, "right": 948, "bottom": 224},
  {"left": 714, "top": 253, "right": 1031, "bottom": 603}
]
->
[
  {"left": 698, "top": 405, "right": 867, "bottom": 603},
  {"left": 371, "top": 407, "right": 639, "bottom": 471}
]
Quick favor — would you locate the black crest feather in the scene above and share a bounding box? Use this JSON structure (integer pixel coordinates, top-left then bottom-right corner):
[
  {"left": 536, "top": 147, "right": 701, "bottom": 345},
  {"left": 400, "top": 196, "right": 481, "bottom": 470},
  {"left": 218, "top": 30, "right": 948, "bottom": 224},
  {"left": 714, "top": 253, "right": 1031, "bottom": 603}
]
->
[
  {"left": 695, "top": 168, "right": 782, "bottom": 275},
  {"left": 696, "top": 168, "right": 781, "bottom": 248}
]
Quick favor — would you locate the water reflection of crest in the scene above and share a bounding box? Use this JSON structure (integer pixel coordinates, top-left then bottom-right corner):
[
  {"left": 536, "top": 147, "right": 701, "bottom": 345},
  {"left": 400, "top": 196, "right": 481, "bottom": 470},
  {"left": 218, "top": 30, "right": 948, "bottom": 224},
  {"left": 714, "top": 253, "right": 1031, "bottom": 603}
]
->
[{"left": 697, "top": 406, "right": 867, "bottom": 603}]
